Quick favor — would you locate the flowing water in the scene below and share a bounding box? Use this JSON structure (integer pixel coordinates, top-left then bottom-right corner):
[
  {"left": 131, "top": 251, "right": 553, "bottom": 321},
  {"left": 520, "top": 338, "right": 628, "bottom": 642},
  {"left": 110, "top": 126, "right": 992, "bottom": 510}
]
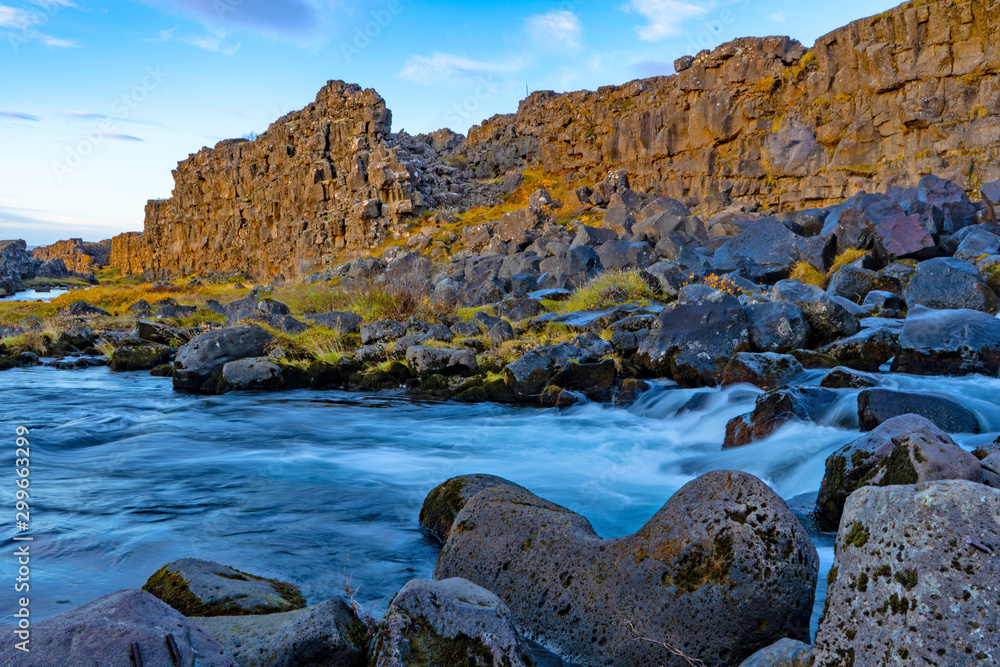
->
[
  {"left": 1, "top": 288, "right": 69, "bottom": 302},
  {"left": 2, "top": 365, "right": 999, "bottom": 638}
]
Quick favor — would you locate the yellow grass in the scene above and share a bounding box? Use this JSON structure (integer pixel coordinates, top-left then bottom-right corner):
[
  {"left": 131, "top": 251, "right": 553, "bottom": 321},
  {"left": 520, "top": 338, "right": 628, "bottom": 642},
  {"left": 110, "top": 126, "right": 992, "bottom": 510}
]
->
[{"left": 561, "top": 270, "right": 659, "bottom": 313}]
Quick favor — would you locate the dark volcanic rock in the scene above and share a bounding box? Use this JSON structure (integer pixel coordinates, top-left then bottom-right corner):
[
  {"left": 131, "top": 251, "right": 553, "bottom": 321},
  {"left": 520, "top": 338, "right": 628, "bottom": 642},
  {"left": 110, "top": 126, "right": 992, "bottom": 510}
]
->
[
  {"left": 371, "top": 578, "right": 534, "bottom": 667},
  {"left": 420, "top": 474, "right": 522, "bottom": 542},
  {"left": 818, "top": 325, "right": 899, "bottom": 372},
  {"left": 173, "top": 326, "right": 273, "bottom": 393},
  {"left": 538, "top": 246, "right": 603, "bottom": 290},
  {"left": 770, "top": 280, "right": 860, "bottom": 346},
  {"left": 815, "top": 415, "right": 981, "bottom": 530},
  {"left": 903, "top": 257, "right": 997, "bottom": 313},
  {"left": 814, "top": 480, "right": 1000, "bottom": 667},
  {"left": 0, "top": 589, "right": 237, "bottom": 666},
  {"left": 433, "top": 471, "right": 818, "bottom": 667},
  {"left": 746, "top": 301, "right": 810, "bottom": 352},
  {"left": 724, "top": 387, "right": 837, "bottom": 448},
  {"left": 857, "top": 388, "right": 980, "bottom": 434},
  {"left": 636, "top": 289, "right": 750, "bottom": 385},
  {"left": 307, "top": 311, "right": 363, "bottom": 335},
  {"left": 405, "top": 346, "right": 477, "bottom": 377},
  {"left": 712, "top": 218, "right": 807, "bottom": 282},
  {"left": 820, "top": 367, "right": 879, "bottom": 389},
  {"left": 892, "top": 306, "right": 1000, "bottom": 376},
  {"left": 109, "top": 339, "right": 172, "bottom": 372},
  {"left": 719, "top": 352, "right": 804, "bottom": 390}
]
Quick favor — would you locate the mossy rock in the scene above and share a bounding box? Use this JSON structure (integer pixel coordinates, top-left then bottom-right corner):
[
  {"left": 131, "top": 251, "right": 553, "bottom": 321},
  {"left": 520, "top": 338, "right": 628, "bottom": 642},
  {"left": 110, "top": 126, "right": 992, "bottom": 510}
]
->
[
  {"left": 419, "top": 373, "right": 452, "bottom": 394},
  {"left": 109, "top": 339, "right": 172, "bottom": 372},
  {"left": 483, "top": 377, "right": 518, "bottom": 403},
  {"left": 149, "top": 363, "right": 174, "bottom": 377},
  {"left": 143, "top": 559, "right": 306, "bottom": 617},
  {"left": 0, "top": 356, "right": 18, "bottom": 372},
  {"left": 360, "top": 361, "right": 412, "bottom": 391},
  {"left": 419, "top": 474, "right": 521, "bottom": 542}
]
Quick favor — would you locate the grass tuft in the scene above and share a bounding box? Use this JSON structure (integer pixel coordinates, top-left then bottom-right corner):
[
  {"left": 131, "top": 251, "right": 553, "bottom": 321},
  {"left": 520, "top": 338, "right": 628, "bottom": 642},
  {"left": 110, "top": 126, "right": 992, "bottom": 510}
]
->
[{"left": 560, "top": 270, "right": 658, "bottom": 313}]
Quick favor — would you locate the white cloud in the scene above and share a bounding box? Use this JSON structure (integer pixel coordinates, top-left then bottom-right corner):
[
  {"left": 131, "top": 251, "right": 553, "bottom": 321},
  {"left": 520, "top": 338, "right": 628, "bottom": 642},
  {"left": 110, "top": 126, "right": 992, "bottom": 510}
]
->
[
  {"left": 770, "top": 11, "right": 786, "bottom": 22},
  {"left": 0, "top": 5, "right": 35, "bottom": 29},
  {"left": 623, "top": 0, "right": 707, "bottom": 41},
  {"left": 148, "top": 26, "right": 240, "bottom": 55},
  {"left": 399, "top": 52, "right": 523, "bottom": 84},
  {"left": 0, "top": 3, "right": 77, "bottom": 47},
  {"left": 526, "top": 10, "right": 582, "bottom": 51}
]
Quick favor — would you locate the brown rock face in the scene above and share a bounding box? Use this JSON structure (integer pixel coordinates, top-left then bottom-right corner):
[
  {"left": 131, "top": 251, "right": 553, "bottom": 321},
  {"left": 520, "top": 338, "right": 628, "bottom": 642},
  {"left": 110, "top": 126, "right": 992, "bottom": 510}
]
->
[
  {"left": 464, "top": 0, "right": 1000, "bottom": 208},
  {"left": 32, "top": 238, "right": 110, "bottom": 273},
  {"left": 110, "top": 81, "right": 483, "bottom": 281}
]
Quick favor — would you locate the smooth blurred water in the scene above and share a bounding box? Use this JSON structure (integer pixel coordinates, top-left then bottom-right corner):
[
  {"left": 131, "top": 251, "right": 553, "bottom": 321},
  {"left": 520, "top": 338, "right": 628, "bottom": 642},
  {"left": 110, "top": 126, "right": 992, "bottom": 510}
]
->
[
  {"left": 1, "top": 288, "right": 69, "bottom": 302},
  {"left": 2, "top": 365, "right": 999, "bottom": 638}
]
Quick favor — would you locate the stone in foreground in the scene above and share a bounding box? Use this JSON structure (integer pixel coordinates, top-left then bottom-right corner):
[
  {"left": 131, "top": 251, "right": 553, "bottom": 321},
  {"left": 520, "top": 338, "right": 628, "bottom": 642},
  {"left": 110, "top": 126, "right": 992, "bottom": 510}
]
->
[
  {"left": 815, "top": 415, "right": 981, "bottom": 530},
  {"left": 891, "top": 305, "right": 1000, "bottom": 376},
  {"left": 0, "top": 589, "right": 237, "bottom": 666},
  {"left": 857, "top": 388, "right": 980, "bottom": 433},
  {"left": 173, "top": 326, "right": 273, "bottom": 393},
  {"left": 143, "top": 558, "right": 306, "bottom": 616},
  {"left": 419, "top": 474, "right": 523, "bottom": 541},
  {"left": 814, "top": 481, "right": 1000, "bottom": 666},
  {"left": 433, "top": 471, "right": 818, "bottom": 666},
  {"left": 193, "top": 598, "right": 366, "bottom": 667},
  {"left": 371, "top": 578, "right": 534, "bottom": 667},
  {"left": 738, "top": 638, "right": 812, "bottom": 666}
]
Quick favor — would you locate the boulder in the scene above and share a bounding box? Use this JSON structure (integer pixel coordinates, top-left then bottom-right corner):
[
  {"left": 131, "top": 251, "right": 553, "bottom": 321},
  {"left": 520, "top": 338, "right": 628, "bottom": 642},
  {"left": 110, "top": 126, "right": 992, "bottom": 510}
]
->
[
  {"left": 433, "top": 471, "right": 818, "bottom": 667},
  {"left": 58, "top": 325, "right": 96, "bottom": 350},
  {"left": 498, "top": 208, "right": 543, "bottom": 243},
  {"left": 173, "top": 326, "right": 273, "bottom": 393},
  {"left": 822, "top": 192, "right": 905, "bottom": 254},
  {"left": 954, "top": 228, "right": 1000, "bottom": 261},
  {"left": 903, "top": 257, "right": 997, "bottom": 313},
  {"left": 636, "top": 289, "right": 750, "bottom": 386},
  {"left": 405, "top": 346, "right": 477, "bottom": 377},
  {"left": 857, "top": 388, "right": 980, "bottom": 433},
  {"left": 420, "top": 474, "right": 522, "bottom": 541},
  {"left": 813, "top": 481, "right": 1000, "bottom": 666},
  {"left": 487, "top": 321, "right": 515, "bottom": 346},
  {"left": 712, "top": 218, "right": 807, "bottom": 282},
  {"left": 818, "top": 325, "right": 899, "bottom": 372},
  {"left": 371, "top": 578, "right": 534, "bottom": 667},
  {"left": 738, "top": 638, "right": 812, "bottom": 667},
  {"left": 67, "top": 301, "right": 110, "bottom": 317},
  {"left": 745, "top": 301, "right": 810, "bottom": 352},
  {"left": 771, "top": 280, "right": 860, "bottom": 345},
  {"left": 220, "top": 358, "right": 307, "bottom": 392},
  {"left": 143, "top": 558, "right": 306, "bottom": 616},
  {"left": 494, "top": 296, "right": 545, "bottom": 322},
  {"left": 504, "top": 343, "right": 591, "bottom": 399},
  {"left": 360, "top": 319, "right": 406, "bottom": 345},
  {"left": 719, "top": 352, "right": 804, "bottom": 390},
  {"left": 862, "top": 289, "right": 903, "bottom": 312},
  {"left": 109, "top": 339, "right": 172, "bottom": 372},
  {"left": 982, "top": 178, "right": 1000, "bottom": 223},
  {"left": 815, "top": 415, "right": 982, "bottom": 530},
  {"left": 307, "top": 312, "right": 363, "bottom": 335},
  {"left": 0, "top": 589, "right": 237, "bottom": 666},
  {"left": 892, "top": 306, "right": 1000, "bottom": 376},
  {"left": 193, "top": 598, "right": 367, "bottom": 667},
  {"left": 872, "top": 213, "right": 936, "bottom": 259},
  {"left": 724, "top": 387, "right": 837, "bottom": 448},
  {"left": 546, "top": 357, "right": 618, "bottom": 401},
  {"left": 826, "top": 264, "right": 881, "bottom": 303},
  {"left": 820, "top": 367, "right": 879, "bottom": 389},
  {"left": 916, "top": 173, "right": 979, "bottom": 234},
  {"left": 595, "top": 240, "right": 656, "bottom": 270},
  {"left": 538, "top": 246, "right": 603, "bottom": 290}
]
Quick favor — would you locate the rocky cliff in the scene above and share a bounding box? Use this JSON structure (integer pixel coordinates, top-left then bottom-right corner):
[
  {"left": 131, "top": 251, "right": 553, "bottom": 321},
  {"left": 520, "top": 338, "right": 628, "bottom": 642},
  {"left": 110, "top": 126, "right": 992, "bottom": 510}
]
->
[
  {"left": 33, "top": 238, "right": 110, "bottom": 274},
  {"left": 110, "top": 81, "right": 485, "bottom": 281},
  {"left": 112, "top": 0, "right": 1000, "bottom": 280},
  {"left": 464, "top": 0, "right": 1000, "bottom": 210}
]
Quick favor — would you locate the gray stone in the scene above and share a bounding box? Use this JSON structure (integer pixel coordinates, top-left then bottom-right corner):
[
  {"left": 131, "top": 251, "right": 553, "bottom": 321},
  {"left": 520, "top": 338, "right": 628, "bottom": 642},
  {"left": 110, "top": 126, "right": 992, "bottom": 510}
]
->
[
  {"left": 194, "top": 599, "right": 366, "bottom": 667},
  {"left": 738, "top": 638, "right": 812, "bottom": 667},
  {"left": 132, "top": 320, "right": 186, "bottom": 346},
  {"left": 818, "top": 325, "right": 899, "bottom": 372},
  {"left": 420, "top": 474, "right": 523, "bottom": 541},
  {"left": 360, "top": 319, "right": 406, "bottom": 345},
  {"left": 746, "top": 301, "right": 810, "bottom": 352},
  {"left": 494, "top": 296, "right": 545, "bottom": 322},
  {"left": 109, "top": 339, "right": 172, "bottom": 372},
  {"left": 221, "top": 358, "right": 296, "bottom": 392},
  {"left": 67, "top": 301, "right": 110, "bottom": 317},
  {"left": 487, "top": 321, "right": 515, "bottom": 346},
  {"left": 143, "top": 558, "right": 305, "bottom": 616},
  {"left": 724, "top": 387, "right": 837, "bottom": 448},
  {"left": 59, "top": 325, "right": 96, "bottom": 350},
  {"left": 0, "top": 589, "right": 237, "bottom": 666},
  {"left": 815, "top": 415, "right": 982, "bottom": 530},
  {"left": 307, "top": 311, "right": 363, "bottom": 335},
  {"left": 371, "top": 578, "right": 533, "bottom": 667},
  {"left": 405, "top": 346, "right": 477, "bottom": 376},
  {"left": 450, "top": 321, "right": 481, "bottom": 337},
  {"left": 892, "top": 305, "right": 1000, "bottom": 376},
  {"left": 434, "top": 471, "right": 818, "bottom": 667},
  {"left": 820, "top": 367, "right": 879, "bottom": 389},
  {"left": 857, "top": 388, "right": 980, "bottom": 433},
  {"left": 538, "top": 246, "right": 603, "bottom": 290},
  {"left": 504, "top": 343, "right": 591, "bottom": 399},
  {"left": 498, "top": 208, "right": 543, "bottom": 243},
  {"left": 814, "top": 481, "right": 1000, "bottom": 666},
  {"left": 173, "top": 326, "right": 272, "bottom": 393},
  {"left": 719, "top": 352, "right": 804, "bottom": 390},
  {"left": 904, "top": 257, "right": 997, "bottom": 313},
  {"left": 771, "top": 279, "right": 860, "bottom": 346}
]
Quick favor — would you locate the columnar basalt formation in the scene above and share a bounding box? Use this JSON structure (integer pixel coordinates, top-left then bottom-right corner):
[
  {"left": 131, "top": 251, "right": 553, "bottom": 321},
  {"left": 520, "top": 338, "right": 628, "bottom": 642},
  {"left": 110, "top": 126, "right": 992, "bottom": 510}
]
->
[
  {"left": 111, "top": 81, "right": 480, "bottom": 281},
  {"left": 32, "top": 238, "right": 110, "bottom": 273},
  {"left": 464, "top": 0, "right": 1000, "bottom": 208},
  {"left": 112, "top": 0, "right": 1000, "bottom": 281}
]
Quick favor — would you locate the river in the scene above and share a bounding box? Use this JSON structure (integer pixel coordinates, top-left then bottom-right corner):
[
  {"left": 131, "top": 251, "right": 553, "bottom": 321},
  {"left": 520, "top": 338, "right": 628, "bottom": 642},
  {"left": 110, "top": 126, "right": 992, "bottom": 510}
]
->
[{"left": 2, "top": 365, "right": 999, "bottom": 638}]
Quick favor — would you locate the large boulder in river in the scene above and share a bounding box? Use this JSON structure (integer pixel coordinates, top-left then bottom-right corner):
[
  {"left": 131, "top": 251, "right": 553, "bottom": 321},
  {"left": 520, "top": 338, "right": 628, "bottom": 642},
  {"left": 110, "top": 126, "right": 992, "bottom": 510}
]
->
[
  {"left": 433, "top": 471, "right": 818, "bottom": 667},
  {"left": 371, "top": 578, "right": 534, "bottom": 667},
  {"left": 815, "top": 415, "right": 982, "bottom": 530},
  {"left": 636, "top": 288, "right": 751, "bottom": 385},
  {"left": 173, "top": 326, "right": 272, "bottom": 393},
  {"left": 857, "top": 388, "right": 980, "bottom": 433},
  {"left": 504, "top": 342, "right": 595, "bottom": 400},
  {"left": 220, "top": 357, "right": 309, "bottom": 393},
  {"left": 719, "top": 352, "right": 803, "bottom": 390},
  {"left": 0, "top": 589, "right": 238, "bottom": 666},
  {"left": 903, "top": 257, "right": 997, "bottom": 313},
  {"left": 109, "top": 339, "right": 172, "bottom": 371},
  {"left": 724, "top": 387, "right": 837, "bottom": 448},
  {"left": 193, "top": 598, "right": 367, "bottom": 667},
  {"left": 420, "top": 474, "right": 523, "bottom": 541},
  {"left": 813, "top": 480, "right": 1000, "bottom": 666},
  {"left": 770, "top": 280, "right": 860, "bottom": 346},
  {"left": 738, "top": 638, "right": 812, "bottom": 667},
  {"left": 891, "top": 305, "right": 1000, "bottom": 376},
  {"left": 143, "top": 558, "right": 305, "bottom": 616}
]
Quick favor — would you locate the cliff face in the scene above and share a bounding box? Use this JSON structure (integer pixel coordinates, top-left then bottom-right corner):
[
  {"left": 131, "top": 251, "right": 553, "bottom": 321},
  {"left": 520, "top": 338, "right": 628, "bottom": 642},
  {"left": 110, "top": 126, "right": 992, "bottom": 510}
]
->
[
  {"left": 112, "top": 0, "right": 1000, "bottom": 280},
  {"left": 110, "top": 81, "right": 480, "bottom": 281},
  {"left": 32, "top": 238, "right": 110, "bottom": 274},
  {"left": 465, "top": 0, "right": 1000, "bottom": 209}
]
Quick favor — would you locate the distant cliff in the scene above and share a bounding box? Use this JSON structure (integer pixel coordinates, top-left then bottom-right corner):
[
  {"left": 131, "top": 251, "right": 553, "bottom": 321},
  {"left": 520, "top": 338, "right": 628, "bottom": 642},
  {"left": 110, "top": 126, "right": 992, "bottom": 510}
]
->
[
  {"left": 32, "top": 238, "right": 110, "bottom": 274},
  {"left": 111, "top": 0, "right": 1000, "bottom": 281}
]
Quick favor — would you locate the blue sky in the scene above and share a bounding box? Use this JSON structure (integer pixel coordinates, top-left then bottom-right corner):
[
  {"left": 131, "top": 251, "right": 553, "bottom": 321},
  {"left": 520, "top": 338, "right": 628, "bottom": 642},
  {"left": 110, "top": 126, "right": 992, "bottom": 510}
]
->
[{"left": 0, "top": 0, "right": 901, "bottom": 246}]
